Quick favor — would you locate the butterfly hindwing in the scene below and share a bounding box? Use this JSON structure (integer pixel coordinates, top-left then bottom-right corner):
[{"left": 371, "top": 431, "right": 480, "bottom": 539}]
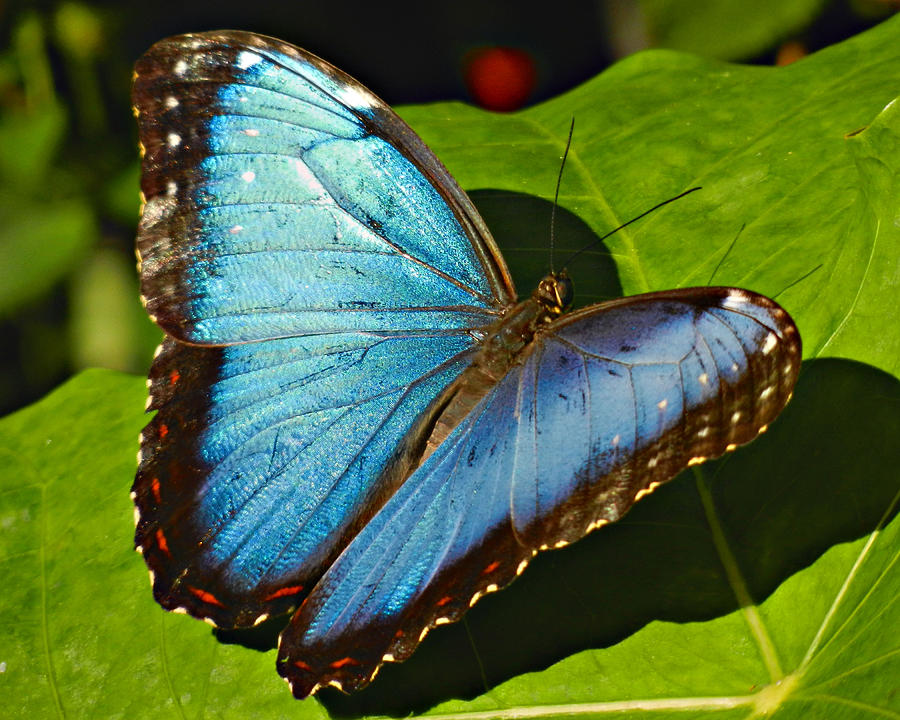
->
[
  {"left": 276, "top": 287, "right": 801, "bottom": 696},
  {"left": 136, "top": 332, "right": 481, "bottom": 624},
  {"left": 132, "top": 31, "right": 515, "bottom": 626}
]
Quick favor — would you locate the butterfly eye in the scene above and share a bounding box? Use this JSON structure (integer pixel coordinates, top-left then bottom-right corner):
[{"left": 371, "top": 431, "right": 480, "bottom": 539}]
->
[{"left": 556, "top": 274, "right": 574, "bottom": 309}]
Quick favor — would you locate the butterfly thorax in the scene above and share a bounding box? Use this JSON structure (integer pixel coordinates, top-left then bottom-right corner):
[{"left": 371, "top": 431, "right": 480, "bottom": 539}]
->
[{"left": 418, "top": 273, "right": 573, "bottom": 465}]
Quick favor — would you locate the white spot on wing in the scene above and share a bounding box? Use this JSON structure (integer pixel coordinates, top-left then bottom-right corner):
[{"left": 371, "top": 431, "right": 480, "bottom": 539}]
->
[
  {"left": 382, "top": 653, "right": 395, "bottom": 662},
  {"left": 242, "top": 128, "right": 260, "bottom": 137},
  {"left": 698, "top": 373, "right": 709, "bottom": 385},
  {"left": 635, "top": 481, "right": 661, "bottom": 500},
  {"left": 167, "top": 132, "right": 181, "bottom": 147},
  {"left": 760, "top": 386, "right": 775, "bottom": 400},
  {"left": 173, "top": 59, "right": 188, "bottom": 75},
  {"left": 165, "top": 96, "right": 179, "bottom": 108},
  {"left": 697, "top": 427, "right": 710, "bottom": 438},
  {"left": 336, "top": 84, "right": 377, "bottom": 110},
  {"left": 657, "top": 398, "right": 668, "bottom": 410},
  {"left": 731, "top": 411, "right": 742, "bottom": 424},
  {"left": 435, "top": 617, "right": 450, "bottom": 625},
  {"left": 722, "top": 291, "right": 749, "bottom": 309},
  {"left": 516, "top": 559, "right": 528, "bottom": 575},
  {"left": 762, "top": 333, "right": 778, "bottom": 355},
  {"left": 588, "top": 518, "right": 609, "bottom": 532},
  {"left": 241, "top": 170, "right": 256, "bottom": 183},
  {"left": 236, "top": 50, "right": 263, "bottom": 69},
  {"left": 229, "top": 225, "right": 243, "bottom": 234}
]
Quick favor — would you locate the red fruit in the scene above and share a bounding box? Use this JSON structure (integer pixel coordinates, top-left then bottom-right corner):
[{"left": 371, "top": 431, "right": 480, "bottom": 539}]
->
[{"left": 464, "top": 46, "right": 536, "bottom": 112}]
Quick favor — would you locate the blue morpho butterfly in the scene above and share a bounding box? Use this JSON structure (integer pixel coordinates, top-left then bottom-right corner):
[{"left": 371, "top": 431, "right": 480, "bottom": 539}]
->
[{"left": 132, "top": 31, "right": 802, "bottom": 699}]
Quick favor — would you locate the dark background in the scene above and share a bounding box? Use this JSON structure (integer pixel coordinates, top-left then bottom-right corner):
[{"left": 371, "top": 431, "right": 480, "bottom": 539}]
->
[{"left": 0, "top": 0, "right": 895, "bottom": 416}]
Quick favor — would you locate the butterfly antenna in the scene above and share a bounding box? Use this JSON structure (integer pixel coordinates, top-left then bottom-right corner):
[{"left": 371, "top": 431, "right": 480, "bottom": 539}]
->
[
  {"left": 707, "top": 224, "right": 745, "bottom": 286},
  {"left": 550, "top": 117, "right": 576, "bottom": 273},
  {"left": 771, "top": 263, "right": 823, "bottom": 300},
  {"left": 564, "top": 187, "right": 701, "bottom": 269}
]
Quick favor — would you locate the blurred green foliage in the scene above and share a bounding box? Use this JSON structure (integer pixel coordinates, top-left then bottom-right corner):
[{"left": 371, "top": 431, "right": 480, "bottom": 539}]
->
[
  {"left": 0, "top": 4, "right": 159, "bottom": 415},
  {"left": 0, "top": 0, "right": 895, "bottom": 415}
]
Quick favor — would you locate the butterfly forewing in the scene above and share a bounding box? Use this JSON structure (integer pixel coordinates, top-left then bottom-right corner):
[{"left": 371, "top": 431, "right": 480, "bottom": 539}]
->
[{"left": 134, "top": 32, "right": 512, "bottom": 344}]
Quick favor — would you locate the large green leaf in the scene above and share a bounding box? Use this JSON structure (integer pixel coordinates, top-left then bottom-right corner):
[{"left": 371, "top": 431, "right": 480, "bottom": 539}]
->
[
  {"left": 400, "top": 15, "right": 900, "bottom": 380},
  {"left": 2, "top": 15, "right": 899, "bottom": 720}
]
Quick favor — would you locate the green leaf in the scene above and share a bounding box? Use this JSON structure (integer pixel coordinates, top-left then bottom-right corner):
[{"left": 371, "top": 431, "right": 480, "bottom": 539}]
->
[
  {"left": 3, "top": 16, "right": 899, "bottom": 720},
  {"left": 0, "top": 371, "right": 313, "bottom": 718},
  {"left": 0, "top": 196, "right": 95, "bottom": 316},
  {"left": 402, "top": 14, "right": 900, "bottom": 380},
  {"left": 638, "top": 0, "right": 828, "bottom": 60},
  {"left": 0, "top": 102, "right": 66, "bottom": 190}
]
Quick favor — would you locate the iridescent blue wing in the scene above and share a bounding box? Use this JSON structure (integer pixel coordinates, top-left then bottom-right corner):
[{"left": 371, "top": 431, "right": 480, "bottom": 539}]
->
[
  {"left": 131, "top": 31, "right": 515, "bottom": 626},
  {"left": 277, "top": 287, "right": 801, "bottom": 697}
]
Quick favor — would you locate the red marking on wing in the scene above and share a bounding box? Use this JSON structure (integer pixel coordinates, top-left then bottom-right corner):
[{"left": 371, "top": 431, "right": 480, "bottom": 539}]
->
[
  {"left": 482, "top": 560, "right": 501, "bottom": 574},
  {"left": 187, "top": 586, "right": 226, "bottom": 608},
  {"left": 158, "top": 423, "right": 169, "bottom": 439},
  {"left": 293, "top": 659, "right": 313, "bottom": 671},
  {"left": 150, "top": 476, "right": 162, "bottom": 503},
  {"left": 155, "top": 528, "right": 170, "bottom": 555},
  {"left": 436, "top": 595, "right": 453, "bottom": 607},
  {"left": 330, "top": 657, "right": 359, "bottom": 669},
  {"left": 263, "top": 585, "right": 304, "bottom": 601},
  {"left": 394, "top": 629, "right": 404, "bottom": 639},
  {"left": 169, "top": 369, "right": 180, "bottom": 386}
]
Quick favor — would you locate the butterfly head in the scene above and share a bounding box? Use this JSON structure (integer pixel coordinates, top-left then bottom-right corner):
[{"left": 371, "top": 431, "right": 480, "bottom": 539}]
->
[{"left": 535, "top": 272, "right": 574, "bottom": 318}]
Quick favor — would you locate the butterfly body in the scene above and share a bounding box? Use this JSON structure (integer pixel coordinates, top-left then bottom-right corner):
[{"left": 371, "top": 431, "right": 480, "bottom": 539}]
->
[
  {"left": 132, "top": 31, "right": 801, "bottom": 698},
  {"left": 421, "top": 272, "right": 572, "bottom": 460}
]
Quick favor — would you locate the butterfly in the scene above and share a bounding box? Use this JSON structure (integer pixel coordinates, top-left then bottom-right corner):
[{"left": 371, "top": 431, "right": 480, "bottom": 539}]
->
[{"left": 132, "top": 30, "right": 802, "bottom": 699}]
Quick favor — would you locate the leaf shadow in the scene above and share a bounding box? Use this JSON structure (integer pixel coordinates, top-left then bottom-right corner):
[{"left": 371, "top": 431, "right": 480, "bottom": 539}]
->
[
  {"left": 468, "top": 189, "right": 624, "bottom": 305},
  {"left": 318, "top": 357, "right": 900, "bottom": 717}
]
